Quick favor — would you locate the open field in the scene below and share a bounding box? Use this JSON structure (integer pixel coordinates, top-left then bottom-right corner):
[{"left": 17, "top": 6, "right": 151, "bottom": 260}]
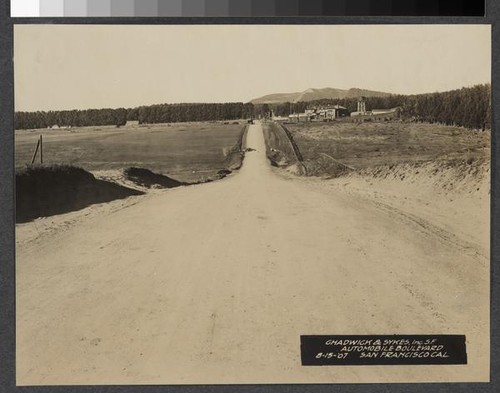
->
[
  {"left": 284, "top": 121, "right": 490, "bottom": 171},
  {"left": 15, "top": 122, "right": 246, "bottom": 183}
]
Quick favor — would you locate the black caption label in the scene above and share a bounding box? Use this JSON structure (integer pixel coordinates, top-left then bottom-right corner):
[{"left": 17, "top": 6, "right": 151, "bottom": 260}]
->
[{"left": 301, "top": 335, "right": 467, "bottom": 366}]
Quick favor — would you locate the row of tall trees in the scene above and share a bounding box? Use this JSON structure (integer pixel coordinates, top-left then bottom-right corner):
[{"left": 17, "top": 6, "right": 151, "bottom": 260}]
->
[
  {"left": 15, "top": 84, "right": 490, "bottom": 131},
  {"left": 15, "top": 108, "right": 128, "bottom": 130},
  {"left": 400, "top": 84, "right": 491, "bottom": 130},
  {"left": 15, "top": 103, "right": 254, "bottom": 130},
  {"left": 131, "top": 103, "right": 254, "bottom": 124}
]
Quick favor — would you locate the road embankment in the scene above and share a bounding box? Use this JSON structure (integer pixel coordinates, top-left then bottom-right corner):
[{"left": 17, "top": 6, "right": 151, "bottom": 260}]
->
[
  {"left": 262, "top": 122, "right": 307, "bottom": 175},
  {"left": 16, "top": 165, "right": 144, "bottom": 223}
]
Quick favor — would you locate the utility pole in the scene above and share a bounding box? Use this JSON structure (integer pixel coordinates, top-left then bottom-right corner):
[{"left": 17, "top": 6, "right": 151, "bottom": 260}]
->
[{"left": 30, "top": 135, "right": 43, "bottom": 165}]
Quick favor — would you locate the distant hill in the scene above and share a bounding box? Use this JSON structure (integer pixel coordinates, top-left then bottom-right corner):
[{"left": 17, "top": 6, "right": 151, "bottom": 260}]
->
[{"left": 250, "top": 87, "right": 392, "bottom": 104}]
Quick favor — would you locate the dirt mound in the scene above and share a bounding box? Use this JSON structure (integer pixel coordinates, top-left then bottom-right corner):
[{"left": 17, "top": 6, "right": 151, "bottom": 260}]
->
[
  {"left": 353, "top": 157, "right": 489, "bottom": 196},
  {"left": 16, "top": 165, "right": 144, "bottom": 223},
  {"left": 124, "top": 167, "right": 185, "bottom": 189}
]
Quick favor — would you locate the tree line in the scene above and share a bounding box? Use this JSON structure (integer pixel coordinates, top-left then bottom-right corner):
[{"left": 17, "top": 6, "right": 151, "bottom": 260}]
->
[
  {"left": 400, "top": 84, "right": 491, "bottom": 130},
  {"left": 15, "top": 108, "right": 128, "bottom": 130},
  {"left": 15, "top": 84, "right": 490, "bottom": 131},
  {"left": 129, "top": 103, "right": 255, "bottom": 124},
  {"left": 15, "top": 103, "right": 254, "bottom": 130}
]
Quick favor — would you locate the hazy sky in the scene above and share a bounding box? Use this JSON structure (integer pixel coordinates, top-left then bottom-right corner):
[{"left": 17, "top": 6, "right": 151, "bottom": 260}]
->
[{"left": 14, "top": 24, "right": 490, "bottom": 111}]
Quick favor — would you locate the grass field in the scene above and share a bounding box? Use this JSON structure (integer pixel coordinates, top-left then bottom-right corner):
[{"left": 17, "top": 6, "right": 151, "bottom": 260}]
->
[
  {"left": 15, "top": 122, "right": 246, "bottom": 183},
  {"left": 284, "top": 121, "right": 490, "bottom": 173}
]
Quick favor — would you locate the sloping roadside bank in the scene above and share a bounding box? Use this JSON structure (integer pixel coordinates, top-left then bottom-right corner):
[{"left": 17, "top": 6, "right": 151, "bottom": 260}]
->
[
  {"left": 262, "top": 121, "right": 307, "bottom": 175},
  {"left": 16, "top": 165, "right": 145, "bottom": 224},
  {"left": 263, "top": 121, "right": 353, "bottom": 177}
]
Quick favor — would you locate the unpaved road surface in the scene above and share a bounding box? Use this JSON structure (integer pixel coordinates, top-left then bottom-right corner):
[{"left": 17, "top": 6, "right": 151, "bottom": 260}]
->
[{"left": 16, "top": 123, "right": 489, "bottom": 385}]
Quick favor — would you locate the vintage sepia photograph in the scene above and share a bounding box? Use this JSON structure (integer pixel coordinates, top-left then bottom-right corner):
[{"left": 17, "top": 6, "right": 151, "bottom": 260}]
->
[{"left": 14, "top": 24, "right": 491, "bottom": 385}]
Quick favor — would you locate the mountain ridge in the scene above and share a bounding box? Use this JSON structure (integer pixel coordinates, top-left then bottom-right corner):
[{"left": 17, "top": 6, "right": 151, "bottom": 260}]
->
[{"left": 250, "top": 87, "right": 392, "bottom": 104}]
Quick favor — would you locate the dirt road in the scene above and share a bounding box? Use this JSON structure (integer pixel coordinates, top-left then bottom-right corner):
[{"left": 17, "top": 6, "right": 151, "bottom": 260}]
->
[{"left": 16, "top": 122, "right": 489, "bottom": 385}]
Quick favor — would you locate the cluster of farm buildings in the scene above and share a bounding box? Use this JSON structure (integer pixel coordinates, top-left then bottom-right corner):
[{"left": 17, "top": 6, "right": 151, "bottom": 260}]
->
[{"left": 274, "top": 97, "right": 400, "bottom": 123}]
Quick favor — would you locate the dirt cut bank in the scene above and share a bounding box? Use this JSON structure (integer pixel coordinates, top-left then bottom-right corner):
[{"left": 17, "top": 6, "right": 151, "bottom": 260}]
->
[
  {"left": 262, "top": 122, "right": 306, "bottom": 175},
  {"left": 16, "top": 165, "right": 144, "bottom": 223}
]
